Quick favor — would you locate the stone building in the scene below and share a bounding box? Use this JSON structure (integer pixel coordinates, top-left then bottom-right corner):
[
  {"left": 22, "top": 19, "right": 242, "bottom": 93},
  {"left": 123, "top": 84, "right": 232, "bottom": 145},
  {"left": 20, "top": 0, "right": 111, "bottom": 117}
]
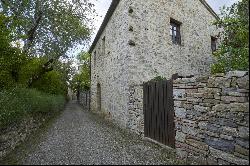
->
[{"left": 89, "top": 0, "right": 219, "bottom": 131}]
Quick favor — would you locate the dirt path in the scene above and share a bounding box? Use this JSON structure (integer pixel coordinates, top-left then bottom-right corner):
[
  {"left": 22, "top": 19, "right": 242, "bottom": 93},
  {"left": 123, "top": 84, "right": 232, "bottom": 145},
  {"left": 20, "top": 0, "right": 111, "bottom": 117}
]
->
[{"left": 19, "top": 101, "right": 181, "bottom": 165}]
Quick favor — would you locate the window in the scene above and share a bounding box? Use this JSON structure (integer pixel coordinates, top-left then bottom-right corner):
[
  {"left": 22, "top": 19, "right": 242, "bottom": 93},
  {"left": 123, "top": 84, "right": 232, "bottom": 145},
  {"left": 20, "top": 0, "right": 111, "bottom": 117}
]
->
[
  {"left": 211, "top": 36, "right": 217, "bottom": 52},
  {"left": 170, "top": 18, "right": 181, "bottom": 45},
  {"left": 102, "top": 36, "right": 105, "bottom": 55},
  {"left": 94, "top": 51, "right": 96, "bottom": 66}
]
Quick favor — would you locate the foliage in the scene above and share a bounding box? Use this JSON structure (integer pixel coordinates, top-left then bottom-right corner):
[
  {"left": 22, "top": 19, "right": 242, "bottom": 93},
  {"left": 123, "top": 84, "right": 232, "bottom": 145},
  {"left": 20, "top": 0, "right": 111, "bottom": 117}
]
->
[
  {"left": 31, "top": 71, "right": 68, "bottom": 96},
  {"left": 0, "top": 0, "right": 94, "bottom": 58},
  {"left": 0, "top": 87, "right": 65, "bottom": 128},
  {"left": 211, "top": 0, "right": 249, "bottom": 74},
  {"left": 0, "top": 13, "right": 28, "bottom": 89},
  {"left": 151, "top": 76, "right": 167, "bottom": 82},
  {"left": 0, "top": 0, "right": 95, "bottom": 87},
  {"left": 70, "top": 52, "right": 90, "bottom": 93}
]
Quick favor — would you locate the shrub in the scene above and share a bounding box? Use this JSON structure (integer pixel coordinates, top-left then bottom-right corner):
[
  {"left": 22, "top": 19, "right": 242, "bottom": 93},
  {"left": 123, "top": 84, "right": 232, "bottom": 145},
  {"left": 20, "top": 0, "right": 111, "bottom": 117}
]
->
[
  {"left": 0, "top": 87, "right": 65, "bottom": 128},
  {"left": 211, "top": 0, "right": 249, "bottom": 73},
  {"left": 151, "top": 76, "right": 167, "bottom": 81}
]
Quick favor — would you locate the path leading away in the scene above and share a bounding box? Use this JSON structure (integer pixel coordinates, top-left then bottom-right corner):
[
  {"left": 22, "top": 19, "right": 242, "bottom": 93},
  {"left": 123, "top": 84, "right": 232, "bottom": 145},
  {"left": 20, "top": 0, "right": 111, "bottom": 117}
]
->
[{"left": 22, "top": 101, "right": 180, "bottom": 165}]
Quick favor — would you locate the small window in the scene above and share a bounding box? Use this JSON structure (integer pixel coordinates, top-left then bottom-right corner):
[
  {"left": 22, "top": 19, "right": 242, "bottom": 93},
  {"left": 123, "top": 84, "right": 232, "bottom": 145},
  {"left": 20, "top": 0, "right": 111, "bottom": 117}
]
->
[
  {"left": 211, "top": 36, "right": 217, "bottom": 52},
  {"left": 94, "top": 51, "right": 96, "bottom": 66},
  {"left": 170, "top": 18, "right": 182, "bottom": 45},
  {"left": 102, "top": 36, "right": 105, "bottom": 55}
]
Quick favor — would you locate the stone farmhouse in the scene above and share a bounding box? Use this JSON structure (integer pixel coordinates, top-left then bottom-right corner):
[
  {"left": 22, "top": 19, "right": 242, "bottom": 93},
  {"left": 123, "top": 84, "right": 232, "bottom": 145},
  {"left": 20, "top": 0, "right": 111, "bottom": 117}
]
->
[{"left": 89, "top": 0, "right": 219, "bottom": 133}]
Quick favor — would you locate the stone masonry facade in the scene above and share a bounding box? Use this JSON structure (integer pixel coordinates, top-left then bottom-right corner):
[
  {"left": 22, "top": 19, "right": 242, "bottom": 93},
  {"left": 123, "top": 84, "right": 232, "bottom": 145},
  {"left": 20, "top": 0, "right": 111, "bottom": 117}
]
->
[
  {"left": 90, "top": 0, "right": 219, "bottom": 131},
  {"left": 128, "top": 71, "right": 249, "bottom": 165}
]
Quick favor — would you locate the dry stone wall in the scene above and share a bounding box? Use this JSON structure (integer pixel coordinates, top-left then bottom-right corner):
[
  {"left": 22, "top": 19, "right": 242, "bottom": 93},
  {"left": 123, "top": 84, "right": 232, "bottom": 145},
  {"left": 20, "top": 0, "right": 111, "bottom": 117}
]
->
[
  {"left": 173, "top": 71, "right": 249, "bottom": 165},
  {"left": 0, "top": 116, "right": 44, "bottom": 160}
]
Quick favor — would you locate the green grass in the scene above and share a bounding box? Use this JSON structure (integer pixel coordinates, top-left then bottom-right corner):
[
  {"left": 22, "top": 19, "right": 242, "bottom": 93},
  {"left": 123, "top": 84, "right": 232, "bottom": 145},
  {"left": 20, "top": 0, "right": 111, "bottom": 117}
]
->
[{"left": 0, "top": 87, "right": 65, "bottom": 128}]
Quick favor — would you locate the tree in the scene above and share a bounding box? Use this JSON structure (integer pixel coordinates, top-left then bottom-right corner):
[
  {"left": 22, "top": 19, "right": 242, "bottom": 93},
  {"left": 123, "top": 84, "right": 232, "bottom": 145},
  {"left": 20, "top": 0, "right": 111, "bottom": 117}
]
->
[
  {"left": 70, "top": 52, "right": 90, "bottom": 99},
  {"left": 211, "top": 0, "right": 249, "bottom": 74},
  {"left": 0, "top": 0, "right": 95, "bottom": 86},
  {"left": 0, "top": 13, "right": 27, "bottom": 89}
]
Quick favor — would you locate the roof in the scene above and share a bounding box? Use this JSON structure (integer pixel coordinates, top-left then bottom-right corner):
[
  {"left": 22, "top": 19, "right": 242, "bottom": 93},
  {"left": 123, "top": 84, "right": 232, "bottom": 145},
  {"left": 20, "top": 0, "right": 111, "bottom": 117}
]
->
[{"left": 88, "top": 0, "right": 219, "bottom": 53}]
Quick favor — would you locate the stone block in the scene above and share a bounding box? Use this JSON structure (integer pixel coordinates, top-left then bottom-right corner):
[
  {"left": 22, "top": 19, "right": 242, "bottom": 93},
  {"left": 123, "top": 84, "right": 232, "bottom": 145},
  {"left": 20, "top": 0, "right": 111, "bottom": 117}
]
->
[
  {"left": 238, "top": 127, "right": 249, "bottom": 139},
  {"left": 221, "top": 96, "right": 248, "bottom": 103},
  {"left": 210, "top": 118, "right": 237, "bottom": 128},
  {"left": 182, "top": 119, "right": 198, "bottom": 128},
  {"left": 173, "top": 89, "right": 186, "bottom": 99},
  {"left": 198, "top": 122, "right": 208, "bottom": 130},
  {"left": 205, "top": 131, "right": 220, "bottom": 138},
  {"left": 203, "top": 93, "right": 215, "bottom": 99},
  {"left": 226, "top": 71, "right": 248, "bottom": 78},
  {"left": 203, "top": 99, "right": 220, "bottom": 104},
  {"left": 230, "top": 103, "right": 249, "bottom": 113},
  {"left": 222, "top": 126, "right": 239, "bottom": 137},
  {"left": 199, "top": 102, "right": 214, "bottom": 107},
  {"left": 186, "top": 109, "right": 202, "bottom": 119},
  {"left": 182, "top": 125, "right": 198, "bottom": 136},
  {"left": 197, "top": 83, "right": 207, "bottom": 88},
  {"left": 207, "top": 156, "right": 218, "bottom": 165},
  {"left": 228, "top": 91, "right": 248, "bottom": 97},
  {"left": 236, "top": 138, "right": 249, "bottom": 149},
  {"left": 185, "top": 139, "right": 209, "bottom": 150},
  {"left": 183, "top": 103, "right": 194, "bottom": 110},
  {"left": 186, "top": 89, "right": 198, "bottom": 94},
  {"left": 208, "top": 77, "right": 230, "bottom": 88},
  {"left": 234, "top": 152, "right": 249, "bottom": 160},
  {"left": 212, "top": 104, "right": 229, "bottom": 112},
  {"left": 174, "top": 101, "right": 184, "bottom": 108},
  {"left": 205, "top": 138, "right": 234, "bottom": 152},
  {"left": 235, "top": 145, "right": 249, "bottom": 156},
  {"left": 187, "top": 97, "right": 202, "bottom": 104},
  {"left": 207, "top": 124, "right": 222, "bottom": 133},
  {"left": 196, "top": 76, "right": 209, "bottom": 83},
  {"left": 175, "top": 107, "right": 187, "bottom": 119},
  {"left": 209, "top": 147, "right": 249, "bottom": 165},
  {"left": 218, "top": 159, "right": 231, "bottom": 165},
  {"left": 176, "top": 148, "right": 187, "bottom": 159},
  {"left": 220, "top": 134, "right": 234, "bottom": 141},
  {"left": 176, "top": 131, "right": 186, "bottom": 143},
  {"left": 194, "top": 105, "right": 211, "bottom": 113}
]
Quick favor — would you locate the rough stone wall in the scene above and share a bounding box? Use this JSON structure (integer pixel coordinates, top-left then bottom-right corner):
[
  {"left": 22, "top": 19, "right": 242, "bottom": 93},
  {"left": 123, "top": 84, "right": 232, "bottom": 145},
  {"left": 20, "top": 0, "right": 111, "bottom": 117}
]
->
[
  {"left": 128, "top": 0, "right": 219, "bottom": 85},
  {"left": 128, "top": 84, "right": 144, "bottom": 135},
  {"left": 173, "top": 71, "right": 249, "bottom": 165},
  {"left": 0, "top": 116, "right": 44, "bottom": 159}
]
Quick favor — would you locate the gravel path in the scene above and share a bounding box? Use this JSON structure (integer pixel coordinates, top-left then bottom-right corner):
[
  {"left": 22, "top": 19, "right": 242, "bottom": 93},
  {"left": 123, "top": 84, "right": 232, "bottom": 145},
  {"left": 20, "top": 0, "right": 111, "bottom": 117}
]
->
[{"left": 22, "top": 101, "right": 181, "bottom": 165}]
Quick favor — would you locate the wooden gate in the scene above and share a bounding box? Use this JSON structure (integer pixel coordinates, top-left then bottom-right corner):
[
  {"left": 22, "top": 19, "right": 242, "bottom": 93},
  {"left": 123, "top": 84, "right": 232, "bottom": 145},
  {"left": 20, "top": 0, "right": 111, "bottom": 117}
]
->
[{"left": 143, "top": 79, "right": 175, "bottom": 148}]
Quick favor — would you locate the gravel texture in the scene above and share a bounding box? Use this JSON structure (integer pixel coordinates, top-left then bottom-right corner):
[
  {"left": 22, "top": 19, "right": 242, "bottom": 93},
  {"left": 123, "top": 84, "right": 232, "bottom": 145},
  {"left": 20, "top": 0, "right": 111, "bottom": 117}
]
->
[{"left": 22, "top": 101, "right": 182, "bottom": 165}]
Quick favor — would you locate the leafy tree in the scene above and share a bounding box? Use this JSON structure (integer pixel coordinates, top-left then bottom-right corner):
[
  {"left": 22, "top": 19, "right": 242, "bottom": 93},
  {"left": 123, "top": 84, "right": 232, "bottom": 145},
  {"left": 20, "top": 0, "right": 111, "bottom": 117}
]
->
[
  {"left": 70, "top": 52, "right": 90, "bottom": 99},
  {"left": 0, "top": 0, "right": 95, "bottom": 86},
  {"left": 211, "top": 0, "right": 249, "bottom": 73},
  {"left": 0, "top": 13, "right": 27, "bottom": 89}
]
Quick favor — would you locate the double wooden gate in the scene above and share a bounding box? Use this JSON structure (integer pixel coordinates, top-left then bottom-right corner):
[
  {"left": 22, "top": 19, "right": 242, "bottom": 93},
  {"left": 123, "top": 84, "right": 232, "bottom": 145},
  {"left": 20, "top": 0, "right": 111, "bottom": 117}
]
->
[{"left": 143, "top": 80, "right": 175, "bottom": 148}]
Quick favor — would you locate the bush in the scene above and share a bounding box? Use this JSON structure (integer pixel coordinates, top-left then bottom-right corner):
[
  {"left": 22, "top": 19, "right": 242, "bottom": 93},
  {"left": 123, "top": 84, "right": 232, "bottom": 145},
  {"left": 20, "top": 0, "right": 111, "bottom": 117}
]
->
[
  {"left": 0, "top": 87, "right": 65, "bottom": 128},
  {"left": 211, "top": 0, "right": 249, "bottom": 73}
]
